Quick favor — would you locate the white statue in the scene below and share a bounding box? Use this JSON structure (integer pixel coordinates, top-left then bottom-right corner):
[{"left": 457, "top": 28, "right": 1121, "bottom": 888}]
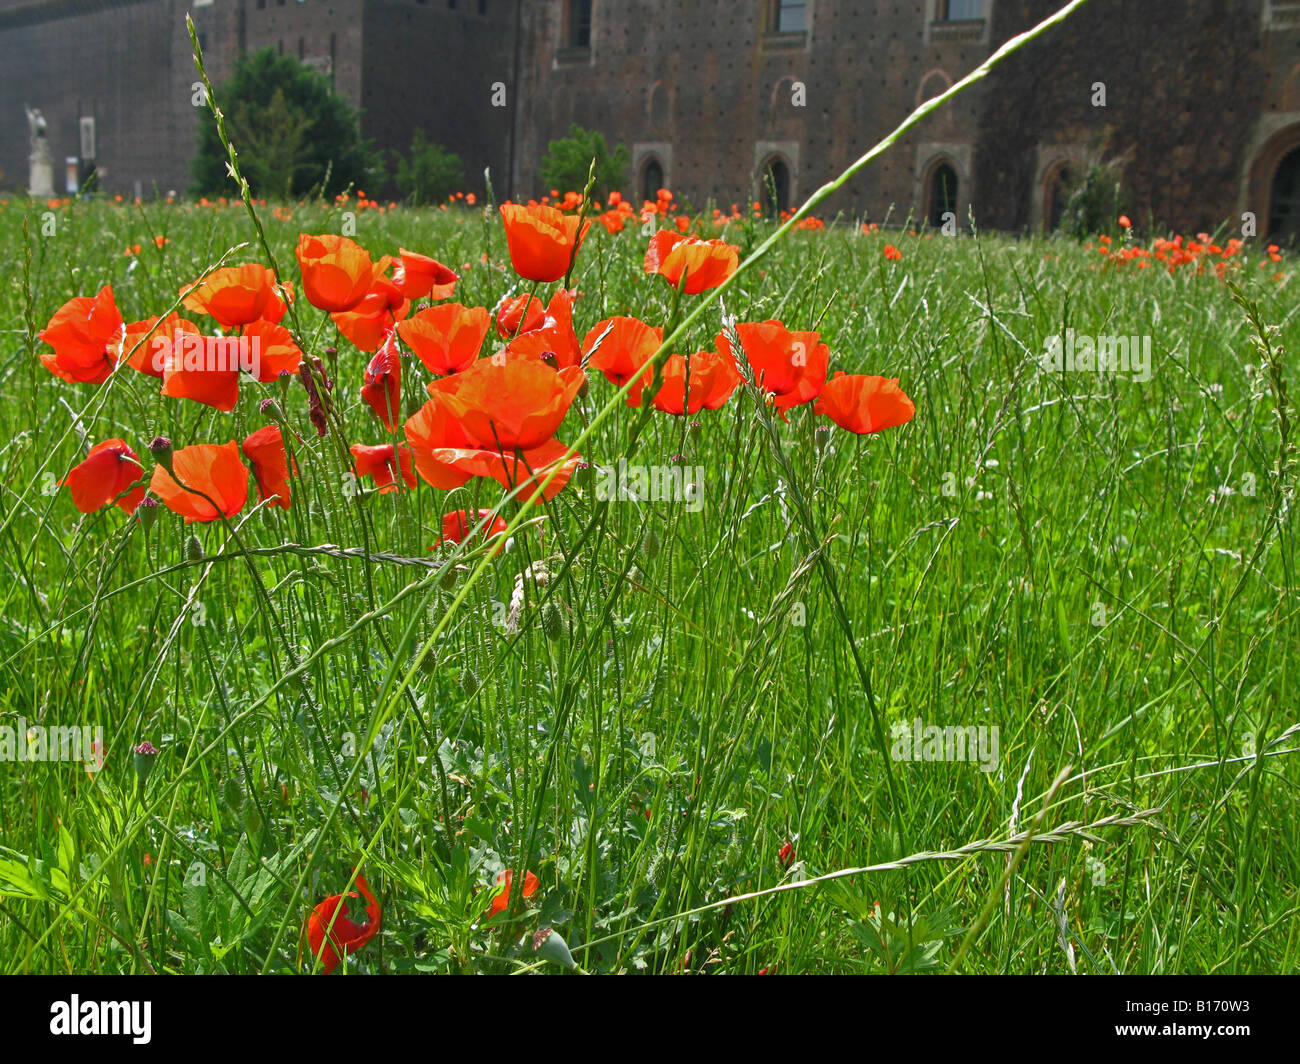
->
[{"left": 25, "top": 105, "right": 55, "bottom": 197}]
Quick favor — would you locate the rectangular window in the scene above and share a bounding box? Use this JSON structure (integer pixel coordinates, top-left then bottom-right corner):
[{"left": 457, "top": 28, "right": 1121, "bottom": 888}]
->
[
  {"left": 940, "top": 0, "right": 982, "bottom": 19},
  {"left": 774, "top": 0, "right": 806, "bottom": 33},
  {"left": 568, "top": 0, "right": 592, "bottom": 47}
]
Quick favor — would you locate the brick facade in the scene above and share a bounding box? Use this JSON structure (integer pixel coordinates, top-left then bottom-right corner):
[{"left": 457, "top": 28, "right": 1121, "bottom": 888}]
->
[{"left": 2, "top": 1, "right": 1299, "bottom": 238}]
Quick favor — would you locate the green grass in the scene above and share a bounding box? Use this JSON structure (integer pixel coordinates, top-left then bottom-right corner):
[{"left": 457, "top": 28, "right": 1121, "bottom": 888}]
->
[{"left": 0, "top": 187, "right": 1296, "bottom": 974}]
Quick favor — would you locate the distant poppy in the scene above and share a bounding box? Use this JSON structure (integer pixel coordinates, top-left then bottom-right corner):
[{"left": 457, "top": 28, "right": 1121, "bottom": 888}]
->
[
  {"left": 397, "top": 303, "right": 490, "bottom": 374},
  {"left": 813, "top": 372, "right": 915, "bottom": 435},
  {"left": 149, "top": 441, "right": 249, "bottom": 522},
  {"left": 435, "top": 508, "right": 508, "bottom": 551},
  {"left": 350, "top": 442, "right": 418, "bottom": 493},
  {"left": 644, "top": 230, "right": 739, "bottom": 293},
  {"left": 582, "top": 316, "right": 663, "bottom": 405},
  {"left": 361, "top": 336, "right": 403, "bottom": 430},
  {"left": 650, "top": 349, "right": 742, "bottom": 415},
  {"left": 306, "top": 874, "right": 381, "bottom": 975},
  {"left": 485, "top": 869, "right": 539, "bottom": 919},
  {"left": 1118, "top": 215, "right": 1132, "bottom": 229},
  {"left": 180, "top": 264, "right": 276, "bottom": 329},
  {"left": 716, "top": 321, "right": 828, "bottom": 415},
  {"left": 500, "top": 203, "right": 590, "bottom": 282},
  {"left": 394, "top": 248, "right": 459, "bottom": 300},
  {"left": 494, "top": 292, "right": 546, "bottom": 338},
  {"left": 241, "top": 425, "right": 293, "bottom": 509},
  {"left": 38, "top": 285, "right": 124, "bottom": 385},
  {"left": 63, "top": 439, "right": 146, "bottom": 514},
  {"left": 883, "top": 244, "right": 902, "bottom": 262},
  {"left": 296, "top": 234, "right": 385, "bottom": 312}
]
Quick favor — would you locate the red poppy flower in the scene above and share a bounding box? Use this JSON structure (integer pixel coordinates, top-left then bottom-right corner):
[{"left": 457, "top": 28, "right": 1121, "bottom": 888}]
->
[
  {"left": 242, "top": 319, "right": 304, "bottom": 381},
  {"left": 160, "top": 342, "right": 241, "bottom": 412},
  {"left": 582, "top": 316, "right": 663, "bottom": 405},
  {"left": 350, "top": 443, "right": 418, "bottom": 493},
  {"left": 306, "top": 874, "right": 381, "bottom": 975},
  {"left": 650, "top": 349, "right": 743, "bottom": 415},
  {"left": 644, "top": 230, "right": 739, "bottom": 294},
  {"left": 494, "top": 292, "right": 546, "bottom": 339},
  {"left": 122, "top": 314, "right": 200, "bottom": 379},
  {"left": 180, "top": 264, "right": 276, "bottom": 329},
  {"left": 500, "top": 203, "right": 590, "bottom": 282},
  {"left": 485, "top": 869, "right": 539, "bottom": 919},
  {"left": 502, "top": 289, "right": 581, "bottom": 368},
  {"left": 241, "top": 425, "right": 293, "bottom": 509},
  {"left": 63, "top": 439, "right": 146, "bottom": 514},
  {"left": 1118, "top": 215, "right": 1132, "bottom": 229},
  {"left": 39, "top": 285, "right": 124, "bottom": 384},
  {"left": 361, "top": 336, "right": 403, "bottom": 430},
  {"left": 296, "top": 233, "right": 385, "bottom": 312},
  {"left": 435, "top": 508, "right": 508, "bottom": 550},
  {"left": 397, "top": 303, "right": 490, "bottom": 374},
  {"left": 883, "top": 244, "right": 902, "bottom": 262},
  {"left": 394, "top": 248, "right": 459, "bottom": 300},
  {"left": 812, "top": 372, "right": 915, "bottom": 435},
  {"left": 149, "top": 441, "right": 249, "bottom": 522},
  {"left": 716, "top": 321, "right": 828, "bottom": 415}
]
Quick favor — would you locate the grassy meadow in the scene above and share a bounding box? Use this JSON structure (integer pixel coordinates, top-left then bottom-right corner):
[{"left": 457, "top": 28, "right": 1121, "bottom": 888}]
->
[{"left": 0, "top": 189, "right": 1296, "bottom": 976}]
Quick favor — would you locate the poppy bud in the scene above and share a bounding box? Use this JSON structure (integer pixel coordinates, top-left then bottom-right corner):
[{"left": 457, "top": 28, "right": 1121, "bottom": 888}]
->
[
  {"left": 531, "top": 927, "right": 577, "bottom": 969},
  {"left": 541, "top": 601, "right": 564, "bottom": 641},
  {"left": 577, "top": 375, "right": 589, "bottom": 398},
  {"left": 642, "top": 528, "right": 660, "bottom": 558},
  {"left": 222, "top": 775, "right": 245, "bottom": 811},
  {"left": 134, "top": 496, "right": 159, "bottom": 533},
  {"left": 814, "top": 425, "right": 832, "bottom": 452},
  {"left": 241, "top": 801, "right": 263, "bottom": 835},
  {"left": 148, "top": 436, "right": 174, "bottom": 475},
  {"left": 540, "top": 351, "right": 558, "bottom": 369},
  {"left": 689, "top": 419, "right": 702, "bottom": 441},
  {"left": 132, "top": 740, "right": 158, "bottom": 789},
  {"left": 259, "top": 396, "right": 286, "bottom": 423},
  {"left": 184, "top": 534, "right": 204, "bottom": 563}
]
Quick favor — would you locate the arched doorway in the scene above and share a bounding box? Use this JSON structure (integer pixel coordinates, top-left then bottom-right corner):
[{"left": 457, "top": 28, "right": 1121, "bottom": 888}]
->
[
  {"left": 761, "top": 156, "right": 791, "bottom": 217},
  {"left": 927, "top": 162, "right": 958, "bottom": 229},
  {"left": 1044, "top": 163, "right": 1075, "bottom": 233},
  {"left": 640, "top": 157, "right": 664, "bottom": 204},
  {"left": 1268, "top": 147, "right": 1300, "bottom": 243}
]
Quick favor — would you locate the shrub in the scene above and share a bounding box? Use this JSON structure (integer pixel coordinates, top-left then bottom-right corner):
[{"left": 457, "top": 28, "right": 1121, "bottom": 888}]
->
[
  {"left": 538, "top": 124, "right": 629, "bottom": 200},
  {"left": 393, "top": 130, "right": 467, "bottom": 206}
]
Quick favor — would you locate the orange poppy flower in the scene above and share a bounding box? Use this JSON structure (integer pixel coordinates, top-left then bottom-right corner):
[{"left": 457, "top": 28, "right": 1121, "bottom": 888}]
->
[
  {"left": 38, "top": 285, "right": 124, "bottom": 385},
  {"left": 306, "top": 874, "right": 381, "bottom": 975},
  {"left": 361, "top": 336, "right": 403, "bottom": 430},
  {"left": 397, "top": 303, "right": 490, "bottom": 374},
  {"left": 296, "top": 233, "right": 384, "bottom": 312},
  {"left": 149, "top": 441, "right": 249, "bottom": 523},
  {"left": 485, "top": 869, "right": 539, "bottom": 919},
  {"left": 582, "top": 316, "right": 663, "bottom": 405},
  {"left": 883, "top": 244, "right": 902, "bottom": 262},
  {"left": 350, "top": 442, "right": 418, "bottom": 493},
  {"left": 241, "top": 425, "right": 293, "bottom": 509},
  {"left": 63, "top": 439, "right": 146, "bottom": 514},
  {"left": 502, "top": 289, "right": 581, "bottom": 368},
  {"left": 435, "top": 508, "right": 508, "bottom": 550},
  {"left": 644, "top": 230, "right": 739, "bottom": 294},
  {"left": 427, "top": 357, "right": 585, "bottom": 451},
  {"left": 242, "top": 319, "right": 304, "bottom": 381},
  {"left": 716, "top": 321, "right": 828, "bottom": 415},
  {"left": 180, "top": 264, "right": 276, "bottom": 329},
  {"left": 1118, "top": 215, "right": 1132, "bottom": 229},
  {"left": 160, "top": 343, "right": 241, "bottom": 412},
  {"left": 332, "top": 274, "right": 410, "bottom": 352},
  {"left": 813, "top": 372, "right": 915, "bottom": 435},
  {"left": 650, "top": 349, "right": 743, "bottom": 415},
  {"left": 494, "top": 292, "right": 546, "bottom": 338},
  {"left": 499, "top": 203, "right": 590, "bottom": 282},
  {"left": 122, "top": 314, "right": 200, "bottom": 379},
  {"left": 394, "top": 248, "right": 459, "bottom": 300}
]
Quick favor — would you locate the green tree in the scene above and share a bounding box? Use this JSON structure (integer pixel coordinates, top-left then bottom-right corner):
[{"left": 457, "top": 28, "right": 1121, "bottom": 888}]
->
[
  {"left": 538, "top": 124, "right": 628, "bottom": 200},
  {"left": 191, "top": 48, "right": 381, "bottom": 199},
  {"left": 393, "top": 130, "right": 467, "bottom": 206}
]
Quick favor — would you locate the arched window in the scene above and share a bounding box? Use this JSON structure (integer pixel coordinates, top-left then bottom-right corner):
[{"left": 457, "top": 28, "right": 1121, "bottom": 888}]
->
[
  {"left": 1045, "top": 164, "right": 1075, "bottom": 233},
  {"left": 1268, "top": 147, "right": 1300, "bottom": 243},
  {"left": 761, "top": 157, "right": 791, "bottom": 217},
  {"left": 640, "top": 158, "right": 664, "bottom": 204}
]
